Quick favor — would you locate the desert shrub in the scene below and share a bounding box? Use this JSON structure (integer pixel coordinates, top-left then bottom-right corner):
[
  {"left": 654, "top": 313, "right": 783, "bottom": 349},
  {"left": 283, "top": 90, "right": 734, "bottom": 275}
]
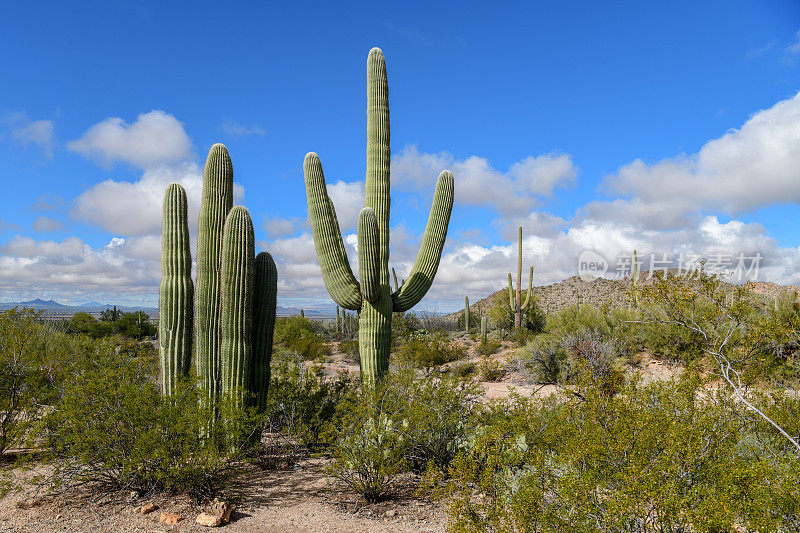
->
[
  {"left": 274, "top": 316, "right": 330, "bottom": 361},
  {"left": 446, "top": 373, "right": 800, "bottom": 532},
  {"left": 561, "top": 329, "right": 624, "bottom": 395},
  {"left": 264, "top": 357, "right": 354, "bottom": 454},
  {"left": 337, "top": 339, "right": 360, "bottom": 364},
  {"left": 33, "top": 348, "right": 261, "bottom": 497},
  {"left": 513, "top": 335, "right": 566, "bottom": 384},
  {"left": 67, "top": 311, "right": 156, "bottom": 340},
  {"left": 450, "top": 361, "right": 477, "bottom": 378},
  {"left": 476, "top": 338, "right": 501, "bottom": 356},
  {"left": 396, "top": 332, "right": 463, "bottom": 372},
  {"left": 391, "top": 312, "right": 421, "bottom": 345},
  {"left": 327, "top": 367, "right": 479, "bottom": 500},
  {"left": 477, "top": 358, "right": 505, "bottom": 382}
]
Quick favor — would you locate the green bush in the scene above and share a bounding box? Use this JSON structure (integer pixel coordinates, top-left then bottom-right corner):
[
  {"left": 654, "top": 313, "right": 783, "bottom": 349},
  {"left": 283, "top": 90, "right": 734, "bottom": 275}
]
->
[
  {"left": 396, "top": 332, "right": 463, "bottom": 372},
  {"left": 477, "top": 358, "right": 505, "bottom": 382},
  {"left": 264, "top": 357, "right": 354, "bottom": 453},
  {"left": 327, "top": 366, "right": 479, "bottom": 501},
  {"left": 274, "top": 316, "right": 330, "bottom": 361},
  {"left": 33, "top": 348, "right": 261, "bottom": 497},
  {"left": 476, "top": 338, "right": 501, "bottom": 356},
  {"left": 337, "top": 339, "right": 359, "bottom": 364},
  {"left": 487, "top": 291, "right": 546, "bottom": 335},
  {"left": 445, "top": 373, "right": 800, "bottom": 532},
  {"left": 514, "top": 334, "right": 566, "bottom": 384}
]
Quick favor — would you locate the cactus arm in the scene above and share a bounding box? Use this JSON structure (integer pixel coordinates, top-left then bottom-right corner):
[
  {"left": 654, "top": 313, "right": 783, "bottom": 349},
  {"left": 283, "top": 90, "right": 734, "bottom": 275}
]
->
[
  {"left": 391, "top": 170, "right": 455, "bottom": 312},
  {"left": 521, "top": 266, "right": 533, "bottom": 310},
  {"left": 220, "top": 206, "right": 255, "bottom": 407},
  {"left": 195, "top": 143, "right": 234, "bottom": 400},
  {"left": 358, "top": 207, "right": 380, "bottom": 303},
  {"left": 392, "top": 267, "right": 399, "bottom": 292},
  {"left": 251, "top": 251, "right": 277, "bottom": 414},
  {"left": 508, "top": 273, "right": 515, "bottom": 311},
  {"left": 159, "top": 183, "right": 193, "bottom": 396},
  {"left": 303, "top": 152, "right": 362, "bottom": 310}
]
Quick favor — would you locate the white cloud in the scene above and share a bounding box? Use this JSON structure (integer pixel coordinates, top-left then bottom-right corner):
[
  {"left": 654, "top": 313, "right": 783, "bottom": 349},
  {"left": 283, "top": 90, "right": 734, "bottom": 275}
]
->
[
  {"left": 391, "top": 145, "right": 577, "bottom": 214},
  {"left": 67, "top": 110, "right": 192, "bottom": 168},
  {"left": 5, "top": 112, "right": 55, "bottom": 157},
  {"left": 263, "top": 216, "right": 307, "bottom": 238},
  {"left": 605, "top": 91, "right": 800, "bottom": 216},
  {"left": 786, "top": 29, "right": 800, "bottom": 55},
  {"left": 220, "top": 120, "right": 266, "bottom": 137},
  {"left": 33, "top": 216, "right": 63, "bottom": 233},
  {"left": 327, "top": 180, "right": 365, "bottom": 231}
]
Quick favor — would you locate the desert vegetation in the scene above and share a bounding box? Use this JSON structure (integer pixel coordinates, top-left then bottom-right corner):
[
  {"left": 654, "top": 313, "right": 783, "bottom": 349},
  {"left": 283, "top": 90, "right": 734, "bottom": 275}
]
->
[{"left": 2, "top": 47, "right": 800, "bottom": 533}]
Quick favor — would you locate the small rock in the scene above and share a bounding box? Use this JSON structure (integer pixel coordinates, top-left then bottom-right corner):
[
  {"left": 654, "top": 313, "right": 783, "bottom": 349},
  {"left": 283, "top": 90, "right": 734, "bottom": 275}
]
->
[
  {"left": 128, "top": 491, "right": 139, "bottom": 501},
  {"left": 159, "top": 512, "right": 183, "bottom": 525},
  {"left": 141, "top": 503, "right": 159, "bottom": 514},
  {"left": 209, "top": 498, "right": 234, "bottom": 523},
  {"left": 196, "top": 512, "right": 223, "bottom": 527},
  {"left": 386, "top": 509, "right": 397, "bottom": 517}
]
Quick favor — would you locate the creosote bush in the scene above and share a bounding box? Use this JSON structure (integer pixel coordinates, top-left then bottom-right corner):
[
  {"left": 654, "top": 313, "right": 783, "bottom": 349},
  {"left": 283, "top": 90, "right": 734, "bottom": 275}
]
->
[
  {"left": 395, "top": 332, "right": 463, "bottom": 372},
  {"left": 33, "top": 348, "right": 262, "bottom": 498},
  {"left": 445, "top": 371, "right": 800, "bottom": 532},
  {"left": 273, "top": 316, "right": 330, "bottom": 361}
]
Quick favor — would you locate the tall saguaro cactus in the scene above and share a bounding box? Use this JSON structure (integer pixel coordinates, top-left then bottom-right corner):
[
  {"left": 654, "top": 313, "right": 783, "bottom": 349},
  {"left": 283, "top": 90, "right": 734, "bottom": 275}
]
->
[
  {"left": 507, "top": 226, "right": 533, "bottom": 332},
  {"left": 159, "top": 183, "right": 193, "bottom": 396},
  {"left": 195, "top": 144, "right": 234, "bottom": 401},
  {"left": 252, "top": 252, "right": 277, "bottom": 412},
  {"left": 464, "top": 296, "right": 470, "bottom": 333},
  {"left": 304, "top": 47, "right": 455, "bottom": 384},
  {"left": 632, "top": 249, "right": 640, "bottom": 308},
  {"left": 220, "top": 207, "right": 255, "bottom": 406}
]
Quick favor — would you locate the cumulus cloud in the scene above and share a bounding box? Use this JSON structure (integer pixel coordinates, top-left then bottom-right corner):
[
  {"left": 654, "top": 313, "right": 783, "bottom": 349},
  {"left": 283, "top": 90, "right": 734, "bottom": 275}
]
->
[
  {"left": 67, "top": 110, "right": 192, "bottom": 168},
  {"left": 5, "top": 112, "right": 55, "bottom": 157},
  {"left": 70, "top": 162, "right": 246, "bottom": 236},
  {"left": 263, "top": 216, "right": 307, "bottom": 238},
  {"left": 33, "top": 216, "right": 63, "bottom": 233},
  {"left": 604, "top": 91, "right": 800, "bottom": 216},
  {"left": 786, "top": 29, "right": 800, "bottom": 55},
  {"left": 391, "top": 145, "right": 577, "bottom": 214}
]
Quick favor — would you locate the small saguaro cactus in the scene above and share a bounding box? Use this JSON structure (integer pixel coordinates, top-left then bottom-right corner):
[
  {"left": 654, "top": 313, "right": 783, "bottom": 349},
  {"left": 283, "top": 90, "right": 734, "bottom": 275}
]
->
[
  {"left": 464, "top": 296, "right": 470, "bottom": 333},
  {"left": 507, "top": 226, "right": 533, "bottom": 332},
  {"left": 480, "top": 316, "right": 487, "bottom": 343},
  {"left": 304, "top": 48, "right": 455, "bottom": 384},
  {"left": 159, "top": 183, "right": 194, "bottom": 396}
]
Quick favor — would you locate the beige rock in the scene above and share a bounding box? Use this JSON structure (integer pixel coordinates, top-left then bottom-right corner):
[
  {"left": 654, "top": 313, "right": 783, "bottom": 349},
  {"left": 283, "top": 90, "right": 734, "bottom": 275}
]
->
[
  {"left": 140, "top": 502, "right": 159, "bottom": 514},
  {"left": 159, "top": 512, "right": 183, "bottom": 524},
  {"left": 196, "top": 512, "right": 223, "bottom": 527},
  {"left": 209, "top": 498, "right": 234, "bottom": 523},
  {"left": 386, "top": 509, "right": 397, "bottom": 517}
]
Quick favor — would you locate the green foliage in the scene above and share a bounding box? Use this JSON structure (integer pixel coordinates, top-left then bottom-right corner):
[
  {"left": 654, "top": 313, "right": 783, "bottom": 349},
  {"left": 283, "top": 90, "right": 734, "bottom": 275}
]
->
[
  {"left": 68, "top": 311, "right": 155, "bottom": 340},
  {"left": 477, "top": 358, "right": 505, "bottom": 382},
  {"left": 34, "top": 348, "right": 261, "bottom": 497},
  {"left": 445, "top": 373, "right": 800, "bottom": 532},
  {"left": 264, "top": 357, "right": 354, "bottom": 453},
  {"left": 327, "top": 366, "right": 478, "bottom": 501},
  {"left": 337, "top": 339, "right": 360, "bottom": 364},
  {"left": 476, "top": 338, "right": 501, "bottom": 356},
  {"left": 395, "top": 332, "right": 463, "bottom": 372},
  {"left": 274, "top": 316, "right": 330, "bottom": 361},
  {"left": 488, "top": 290, "right": 546, "bottom": 337}
]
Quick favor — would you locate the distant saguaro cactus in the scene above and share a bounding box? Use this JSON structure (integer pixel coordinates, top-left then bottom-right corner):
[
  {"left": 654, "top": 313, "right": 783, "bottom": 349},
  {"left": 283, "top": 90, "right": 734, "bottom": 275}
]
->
[
  {"left": 304, "top": 48, "right": 455, "bottom": 384},
  {"left": 159, "top": 183, "right": 193, "bottom": 396},
  {"left": 632, "top": 249, "right": 640, "bottom": 308},
  {"left": 507, "top": 226, "right": 533, "bottom": 332},
  {"left": 464, "top": 296, "right": 470, "bottom": 333},
  {"left": 480, "top": 316, "right": 487, "bottom": 343}
]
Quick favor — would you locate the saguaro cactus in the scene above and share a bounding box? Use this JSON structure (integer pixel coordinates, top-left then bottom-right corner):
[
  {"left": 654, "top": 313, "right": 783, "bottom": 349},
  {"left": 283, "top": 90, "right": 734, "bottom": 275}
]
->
[
  {"left": 304, "top": 47, "right": 455, "bottom": 384},
  {"left": 195, "top": 144, "right": 234, "bottom": 401},
  {"left": 508, "top": 226, "right": 533, "bottom": 332},
  {"left": 480, "top": 316, "right": 487, "bottom": 343},
  {"left": 220, "top": 207, "right": 255, "bottom": 406},
  {"left": 252, "top": 252, "right": 277, "bottom": 413},
  {"left": 159, "top": 183, "right": 193, "bottom": 396},
  {"left": 632, "top": 249, "right": 640, "bottom": 308},
  {"left": 464, "top": 296, "right": 470, "bottom": 333}
]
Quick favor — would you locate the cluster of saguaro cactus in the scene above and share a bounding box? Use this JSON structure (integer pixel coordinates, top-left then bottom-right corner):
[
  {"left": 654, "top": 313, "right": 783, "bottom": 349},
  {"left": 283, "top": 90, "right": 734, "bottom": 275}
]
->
[
  {"left": 508, "top": 226, "right": 533, "bottom": 332},
  {"left": 159, "top": 144, "right": 277, "bottom": 413},
  {"left": 304, "top": 47, "right": 455, "bottom": 384}
]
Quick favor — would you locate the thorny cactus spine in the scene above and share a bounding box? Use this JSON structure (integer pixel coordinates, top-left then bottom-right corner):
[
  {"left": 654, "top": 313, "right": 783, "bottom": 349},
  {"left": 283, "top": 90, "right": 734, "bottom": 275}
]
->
[
  {"left": 220, "top": 206, "right": 255, "bottom": 407},
  {"left": 195, "top": 144, "right": 234, "bottom": 401},
  {"left": 303, "top": 47, "right": 455, "bottom": 384},
  {"left": 159, "top": 183, "right": 193, "bottom": 396},
  {"left": 251, "top": 252, "right": 277, "bottom": 413},
  {"left": 507, "top": 225, "right": 533, "bottom": 332}
]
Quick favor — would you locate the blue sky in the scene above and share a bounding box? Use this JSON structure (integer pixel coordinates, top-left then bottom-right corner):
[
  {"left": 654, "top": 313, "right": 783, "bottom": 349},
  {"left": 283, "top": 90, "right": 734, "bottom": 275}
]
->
[{"left": 1, "top": 1, "right": 800, "bottom": 311}]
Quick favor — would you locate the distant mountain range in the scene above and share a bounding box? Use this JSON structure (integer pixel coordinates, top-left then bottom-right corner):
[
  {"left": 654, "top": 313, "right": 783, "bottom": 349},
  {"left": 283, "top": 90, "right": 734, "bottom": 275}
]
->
[{"left": 0, "top": 298, "right": 340, "bottom": 319}]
